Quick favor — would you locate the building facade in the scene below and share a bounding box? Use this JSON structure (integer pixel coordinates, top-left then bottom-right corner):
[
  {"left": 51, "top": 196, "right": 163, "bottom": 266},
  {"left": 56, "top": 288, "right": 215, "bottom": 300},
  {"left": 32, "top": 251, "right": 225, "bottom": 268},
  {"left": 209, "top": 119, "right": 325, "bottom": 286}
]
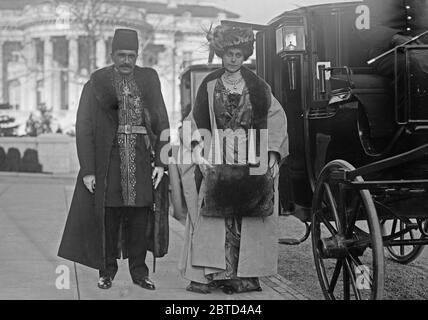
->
[{"left": 0, "top": 0, "right": 238, "bottom": 134}]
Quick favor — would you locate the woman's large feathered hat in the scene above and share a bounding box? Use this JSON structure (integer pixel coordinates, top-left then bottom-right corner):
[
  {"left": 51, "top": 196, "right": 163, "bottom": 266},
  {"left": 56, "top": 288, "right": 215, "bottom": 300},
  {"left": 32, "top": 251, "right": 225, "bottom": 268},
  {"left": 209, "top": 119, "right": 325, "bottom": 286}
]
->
[{"left": 207, "top": 24, "right": 255, "bottom": 63}]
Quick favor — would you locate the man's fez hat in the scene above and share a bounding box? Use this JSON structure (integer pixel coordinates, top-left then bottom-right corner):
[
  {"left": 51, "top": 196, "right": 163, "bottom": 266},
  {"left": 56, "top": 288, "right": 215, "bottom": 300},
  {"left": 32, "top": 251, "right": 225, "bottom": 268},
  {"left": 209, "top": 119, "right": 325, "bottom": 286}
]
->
[{"left": 112, "top": 28, "right": 139, "bottom": 53}]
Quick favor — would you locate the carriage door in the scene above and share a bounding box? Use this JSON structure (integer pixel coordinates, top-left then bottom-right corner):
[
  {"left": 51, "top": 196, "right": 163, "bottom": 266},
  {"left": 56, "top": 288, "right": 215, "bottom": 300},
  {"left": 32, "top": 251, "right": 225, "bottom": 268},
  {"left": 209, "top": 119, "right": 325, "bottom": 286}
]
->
[{"left": 307, "top": 5, "right": 370, "bottom": 182}]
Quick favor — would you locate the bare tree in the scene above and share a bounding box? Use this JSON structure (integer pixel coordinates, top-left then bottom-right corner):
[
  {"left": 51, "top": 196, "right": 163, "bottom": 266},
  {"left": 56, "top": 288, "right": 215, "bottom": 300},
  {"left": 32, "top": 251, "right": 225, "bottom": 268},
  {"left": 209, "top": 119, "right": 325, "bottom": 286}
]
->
[{"left": 51, "top": 0, "right": 129, "bottom": 74}]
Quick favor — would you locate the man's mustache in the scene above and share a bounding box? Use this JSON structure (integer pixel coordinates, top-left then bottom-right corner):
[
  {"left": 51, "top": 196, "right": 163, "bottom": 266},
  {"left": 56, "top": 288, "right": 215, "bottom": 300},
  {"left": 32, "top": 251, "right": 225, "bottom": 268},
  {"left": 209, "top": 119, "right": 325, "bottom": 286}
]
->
[{"left": 120, "top": 64, "right": 132, "bottom": 68}]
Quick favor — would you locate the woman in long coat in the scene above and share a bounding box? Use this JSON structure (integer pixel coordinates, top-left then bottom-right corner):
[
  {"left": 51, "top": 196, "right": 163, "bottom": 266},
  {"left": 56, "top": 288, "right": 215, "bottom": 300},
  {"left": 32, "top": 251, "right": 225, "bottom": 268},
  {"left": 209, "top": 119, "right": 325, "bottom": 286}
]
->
[{"left": 178, "top": 25, "right": 289, "bottom": 294}]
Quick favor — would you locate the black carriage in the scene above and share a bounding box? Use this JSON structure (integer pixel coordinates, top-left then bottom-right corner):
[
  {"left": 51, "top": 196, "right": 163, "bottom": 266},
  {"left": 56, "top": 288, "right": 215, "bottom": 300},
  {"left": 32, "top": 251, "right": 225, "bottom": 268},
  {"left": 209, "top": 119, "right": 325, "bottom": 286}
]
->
[{"left": 223, "top": 0, "right": 428, "bottom": 300}]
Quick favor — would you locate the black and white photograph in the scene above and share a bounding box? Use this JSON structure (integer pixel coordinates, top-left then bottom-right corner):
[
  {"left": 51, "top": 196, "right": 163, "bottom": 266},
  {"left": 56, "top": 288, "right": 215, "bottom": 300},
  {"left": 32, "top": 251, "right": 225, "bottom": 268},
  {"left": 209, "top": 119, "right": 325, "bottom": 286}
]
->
[{"left": 0, "top": 0, "right": 427, "bottom": 306}]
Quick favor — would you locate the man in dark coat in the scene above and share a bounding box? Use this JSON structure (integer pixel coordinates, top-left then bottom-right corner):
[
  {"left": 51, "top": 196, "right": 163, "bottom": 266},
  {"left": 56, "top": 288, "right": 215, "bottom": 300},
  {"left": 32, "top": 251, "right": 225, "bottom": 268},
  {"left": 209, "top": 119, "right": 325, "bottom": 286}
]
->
[
  {"left": 363, "top": 0, "right": 428, "bottom": 112},
  {"left": 58, "top": 28, "right": 170, "bottom": 290}
]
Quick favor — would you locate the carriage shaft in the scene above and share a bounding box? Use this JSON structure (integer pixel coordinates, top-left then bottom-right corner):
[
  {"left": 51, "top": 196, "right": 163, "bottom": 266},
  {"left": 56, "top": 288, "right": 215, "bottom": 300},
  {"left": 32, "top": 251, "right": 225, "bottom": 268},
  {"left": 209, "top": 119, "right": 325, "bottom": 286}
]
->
[{"left": 344, "top": 144, "right": 428, "bottom": 181}]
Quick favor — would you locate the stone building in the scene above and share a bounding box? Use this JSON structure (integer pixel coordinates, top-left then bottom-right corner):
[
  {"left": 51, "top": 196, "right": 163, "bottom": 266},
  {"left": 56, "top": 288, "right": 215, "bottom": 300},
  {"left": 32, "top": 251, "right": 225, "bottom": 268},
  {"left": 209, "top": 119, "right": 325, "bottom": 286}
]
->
[{"left": 0, "top": 0, "right": 238, "bottom": 134}]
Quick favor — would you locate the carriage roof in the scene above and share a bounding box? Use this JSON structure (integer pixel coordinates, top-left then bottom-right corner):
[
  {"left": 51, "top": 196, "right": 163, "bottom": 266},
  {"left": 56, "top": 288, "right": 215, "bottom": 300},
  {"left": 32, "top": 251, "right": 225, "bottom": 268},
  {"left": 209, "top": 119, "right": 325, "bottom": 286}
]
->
[{"left": 268, "top": 1, "right": 363, "bottom": 25}]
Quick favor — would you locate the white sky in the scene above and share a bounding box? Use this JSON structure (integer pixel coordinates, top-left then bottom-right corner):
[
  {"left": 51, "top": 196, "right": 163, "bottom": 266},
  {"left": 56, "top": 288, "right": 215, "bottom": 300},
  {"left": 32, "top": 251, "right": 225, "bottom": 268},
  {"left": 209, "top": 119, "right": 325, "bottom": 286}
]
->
[{"left": 142, "top": 1, "right": 362, "bottom": 24}]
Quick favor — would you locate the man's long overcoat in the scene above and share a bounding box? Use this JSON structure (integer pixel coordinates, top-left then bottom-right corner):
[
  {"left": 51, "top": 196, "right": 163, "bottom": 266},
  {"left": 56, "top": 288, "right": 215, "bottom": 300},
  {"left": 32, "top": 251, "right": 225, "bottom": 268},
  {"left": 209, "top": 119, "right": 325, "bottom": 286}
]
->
[{"left": 58, "top": 66, "right": 170, "bottom": 270}]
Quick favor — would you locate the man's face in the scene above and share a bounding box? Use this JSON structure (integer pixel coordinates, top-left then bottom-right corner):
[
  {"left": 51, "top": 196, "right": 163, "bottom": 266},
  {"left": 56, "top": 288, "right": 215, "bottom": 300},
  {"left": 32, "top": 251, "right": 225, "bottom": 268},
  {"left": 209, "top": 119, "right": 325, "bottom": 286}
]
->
[{"left": 111, "top": 50, "right": 138, "bottom": 75}]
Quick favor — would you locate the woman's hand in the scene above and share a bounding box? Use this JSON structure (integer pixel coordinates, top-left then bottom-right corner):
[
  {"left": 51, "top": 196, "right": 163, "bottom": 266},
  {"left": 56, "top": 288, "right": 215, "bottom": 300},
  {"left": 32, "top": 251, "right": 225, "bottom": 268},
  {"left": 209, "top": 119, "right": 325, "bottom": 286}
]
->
[{"left": 268, "top": 152, "right": 280, "bottom": 178}]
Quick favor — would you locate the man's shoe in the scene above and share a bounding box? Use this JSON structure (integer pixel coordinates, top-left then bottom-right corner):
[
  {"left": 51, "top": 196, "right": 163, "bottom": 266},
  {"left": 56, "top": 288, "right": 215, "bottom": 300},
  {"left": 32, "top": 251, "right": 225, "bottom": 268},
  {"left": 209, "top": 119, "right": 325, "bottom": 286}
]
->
[
  {"left": 133, "top": 277, "right": 155, "bottom": 290},
  {"left": 97, "top": 276, "right": 112, "bottom": 289}
]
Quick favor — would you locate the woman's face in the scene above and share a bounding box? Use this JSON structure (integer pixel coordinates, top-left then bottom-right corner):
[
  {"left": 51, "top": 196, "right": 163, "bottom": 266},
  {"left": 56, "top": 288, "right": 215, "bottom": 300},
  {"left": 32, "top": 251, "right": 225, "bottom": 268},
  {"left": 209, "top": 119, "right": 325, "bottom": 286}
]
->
[{"left": 223, "top": 48, "right": 245, "bottom": 73}]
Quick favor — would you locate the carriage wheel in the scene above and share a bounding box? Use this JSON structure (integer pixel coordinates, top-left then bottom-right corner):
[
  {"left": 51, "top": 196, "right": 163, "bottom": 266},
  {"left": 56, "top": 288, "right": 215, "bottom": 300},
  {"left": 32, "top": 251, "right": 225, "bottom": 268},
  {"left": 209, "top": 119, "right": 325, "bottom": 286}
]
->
[
  {"left": 381, "top": 218, "right": 427, "bottom": 264},
  {"left": 311, "top": 160, "right": 385, "bottom": 300}
]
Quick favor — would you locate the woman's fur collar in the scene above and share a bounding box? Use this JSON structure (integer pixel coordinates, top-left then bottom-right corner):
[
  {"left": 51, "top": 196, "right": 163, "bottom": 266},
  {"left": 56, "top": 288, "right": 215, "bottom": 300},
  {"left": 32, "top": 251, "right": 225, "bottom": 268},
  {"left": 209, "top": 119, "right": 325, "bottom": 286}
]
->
[{"left": 193, "top": 65, "right": 271, "bottom": 131}]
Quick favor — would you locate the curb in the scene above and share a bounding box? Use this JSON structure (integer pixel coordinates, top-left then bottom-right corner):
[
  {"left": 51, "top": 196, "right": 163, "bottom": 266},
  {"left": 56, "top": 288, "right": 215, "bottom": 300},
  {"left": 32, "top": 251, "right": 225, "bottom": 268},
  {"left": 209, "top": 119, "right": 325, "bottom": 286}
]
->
[{"left": 0, "top": 171, "right": 77, "bottom": 184}]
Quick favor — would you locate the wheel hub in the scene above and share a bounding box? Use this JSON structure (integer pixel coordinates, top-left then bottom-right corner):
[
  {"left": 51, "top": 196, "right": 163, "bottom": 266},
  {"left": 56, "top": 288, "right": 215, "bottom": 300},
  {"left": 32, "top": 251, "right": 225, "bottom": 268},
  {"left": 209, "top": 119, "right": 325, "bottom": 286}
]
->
[{"left": 318, "top": 235, "right": 348, "bottom": 258}]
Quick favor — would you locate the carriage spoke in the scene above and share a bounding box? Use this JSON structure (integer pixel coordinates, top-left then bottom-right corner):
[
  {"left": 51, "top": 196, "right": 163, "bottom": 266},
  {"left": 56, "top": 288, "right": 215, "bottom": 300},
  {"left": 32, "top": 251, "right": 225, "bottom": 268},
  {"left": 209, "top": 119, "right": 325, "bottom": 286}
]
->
[
  {"left": 343, "top": 259, "right": 351, "bottom": 300},
  {"left": 400, "top": 220, "right": 405, "bottom": 256},
  {"left": 318, "top": 213, "right": 338, "bottom": 235},
  {"left": 328, "top": 260, "right": 343, "bottom": 295},
  {"left": 346, "top": 197, "right": 361, "bottom": 237},
  {"left": 409, "top": 229, "right": 417, "bottom": 250},
  {"left": 344, "top": 257, "right": 363, "bottom": 300},
  {"left": 338, "top": 185, "right": 347, "bottom": 232},
  {"left": 391, "top": 219, "right": 397, "bottom": 235},
  {"left": 323, "top": 183, "right": 342, "bottom": 232}
]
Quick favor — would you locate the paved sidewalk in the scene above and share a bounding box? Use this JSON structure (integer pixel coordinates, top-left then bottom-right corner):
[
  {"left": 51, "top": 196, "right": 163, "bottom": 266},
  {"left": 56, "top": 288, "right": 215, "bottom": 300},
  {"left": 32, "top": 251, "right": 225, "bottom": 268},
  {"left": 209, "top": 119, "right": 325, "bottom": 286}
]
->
[{"left": 0, "top": 173, "right": 310, "bottom": 300}]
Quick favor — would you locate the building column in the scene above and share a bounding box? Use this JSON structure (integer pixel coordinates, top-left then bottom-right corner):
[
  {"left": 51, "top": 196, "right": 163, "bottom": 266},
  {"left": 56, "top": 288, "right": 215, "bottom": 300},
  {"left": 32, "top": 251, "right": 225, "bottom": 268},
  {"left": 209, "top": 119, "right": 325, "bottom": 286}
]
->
[
  {"left": 137, "top": 36, "right": 145, "bottom": 66},
  {"left": 68, "top": 35, "right": 79, "bottom": 112},
  {"left": 96, "top": 37, "right": 107, "bottom": 69},
  {"left": 25, "top": 38, "right": 37, "bottom": 112},
  {"left": 43, "top": 36, "right": 53, "bottom": 110}
]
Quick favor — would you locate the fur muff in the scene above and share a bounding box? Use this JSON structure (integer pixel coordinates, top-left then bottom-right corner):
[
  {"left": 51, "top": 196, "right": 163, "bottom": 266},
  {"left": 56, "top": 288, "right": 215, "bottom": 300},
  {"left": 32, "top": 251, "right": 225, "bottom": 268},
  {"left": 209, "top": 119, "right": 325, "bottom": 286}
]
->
[{"left": 201, "top": 164, "right": 274, "bottom": 217}]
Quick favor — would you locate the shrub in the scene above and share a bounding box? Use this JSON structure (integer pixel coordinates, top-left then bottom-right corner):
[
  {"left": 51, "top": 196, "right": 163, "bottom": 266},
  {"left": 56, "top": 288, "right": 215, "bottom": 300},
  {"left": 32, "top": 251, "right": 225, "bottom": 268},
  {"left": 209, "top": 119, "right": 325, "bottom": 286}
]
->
[
  {"left": 5, "top": 147, "right": 21, "bottom": 172},
  {"left": 0, "top": 147, "right": 6, "bottom": 171},
  {"left": 21, "top": 149, "right": 42, "bottom": 173}
]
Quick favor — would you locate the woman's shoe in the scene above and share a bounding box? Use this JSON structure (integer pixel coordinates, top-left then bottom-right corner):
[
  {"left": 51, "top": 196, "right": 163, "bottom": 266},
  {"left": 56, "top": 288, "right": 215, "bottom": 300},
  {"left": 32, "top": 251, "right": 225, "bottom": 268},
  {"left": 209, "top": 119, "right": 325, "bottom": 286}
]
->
[
  {"left": 186, "top": 282, "right": 211, "bottom": 294},
  {"left": 249, "top": 286, "right": 263, "bottom": 292},
  {"left": 208, "top": 281, "right": 221, "bottom": 290},
  {"left": 222, "top": 285, "right": 235, "bottom": 295},
  {"left": 97, "top": 276, "right": 112, "bottom": 289}
]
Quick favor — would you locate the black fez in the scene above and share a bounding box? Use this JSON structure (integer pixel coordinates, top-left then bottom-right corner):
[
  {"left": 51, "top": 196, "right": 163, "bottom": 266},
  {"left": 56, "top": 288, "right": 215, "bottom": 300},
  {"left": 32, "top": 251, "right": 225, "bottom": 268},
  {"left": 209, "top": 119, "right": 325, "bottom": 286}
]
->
[{"left": 112, "top": 28, "right": 139, "bottom": 53}]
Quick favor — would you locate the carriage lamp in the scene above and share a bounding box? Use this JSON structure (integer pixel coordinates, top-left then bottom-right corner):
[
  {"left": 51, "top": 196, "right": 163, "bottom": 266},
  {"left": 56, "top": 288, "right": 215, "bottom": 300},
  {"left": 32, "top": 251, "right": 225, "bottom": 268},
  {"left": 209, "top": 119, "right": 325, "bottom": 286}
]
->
[{"left": 276, "top": 25, "right": 306, "bottom": 54}]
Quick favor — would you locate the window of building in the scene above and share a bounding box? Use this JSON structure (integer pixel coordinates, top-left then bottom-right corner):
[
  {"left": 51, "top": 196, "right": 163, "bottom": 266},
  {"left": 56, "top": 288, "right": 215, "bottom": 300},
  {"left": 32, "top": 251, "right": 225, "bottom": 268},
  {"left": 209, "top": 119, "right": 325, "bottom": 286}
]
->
[
  {"left": 78, "top": 36, "right": 90, "bottom": 73},
  {"left": 53, "top": 36, "right": 69, "bottom": 68},
  {"left": 35, "top": 38, "right": 44, "bottom": 66}
]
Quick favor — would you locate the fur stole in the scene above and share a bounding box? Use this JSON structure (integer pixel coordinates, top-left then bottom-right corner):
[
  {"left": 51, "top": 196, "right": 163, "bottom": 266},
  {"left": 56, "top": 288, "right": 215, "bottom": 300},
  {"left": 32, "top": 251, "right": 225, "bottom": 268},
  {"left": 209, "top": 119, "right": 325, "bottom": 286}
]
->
[{"left": 192, "top": 65, "right": 272, "bottom": 132}]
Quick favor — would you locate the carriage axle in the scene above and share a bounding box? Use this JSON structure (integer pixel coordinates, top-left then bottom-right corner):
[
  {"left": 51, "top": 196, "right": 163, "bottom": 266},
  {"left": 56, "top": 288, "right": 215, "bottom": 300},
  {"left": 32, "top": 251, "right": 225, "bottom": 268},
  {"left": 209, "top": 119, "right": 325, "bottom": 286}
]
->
[{"left": 318, "top": 234, "right": 368, "bottom": 259}]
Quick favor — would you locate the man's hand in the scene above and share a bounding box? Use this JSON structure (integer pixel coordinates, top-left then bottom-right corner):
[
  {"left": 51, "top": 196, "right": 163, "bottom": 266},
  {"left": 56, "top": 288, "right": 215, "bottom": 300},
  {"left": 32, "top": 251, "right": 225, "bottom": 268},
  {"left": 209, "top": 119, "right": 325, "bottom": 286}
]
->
[
  {"left": 391, "top": 34, "right": 423, "bottom": 47},
  {"left": 152, "top": 167, "right": 165, "bottom": 190},
  {"left": 83, "top": 175, "right": 96, "bottom": 194},
  {"left": 268, "top": 152, "right": 280, "bottom": 179}
]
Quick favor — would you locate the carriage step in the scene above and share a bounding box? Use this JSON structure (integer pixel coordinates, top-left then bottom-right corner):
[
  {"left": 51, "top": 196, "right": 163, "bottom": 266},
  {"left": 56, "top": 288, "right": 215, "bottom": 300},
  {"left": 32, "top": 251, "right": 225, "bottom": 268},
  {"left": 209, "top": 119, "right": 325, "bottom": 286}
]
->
[{"left": 279, "top": 238, "right": 302, "bottom": 245}]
